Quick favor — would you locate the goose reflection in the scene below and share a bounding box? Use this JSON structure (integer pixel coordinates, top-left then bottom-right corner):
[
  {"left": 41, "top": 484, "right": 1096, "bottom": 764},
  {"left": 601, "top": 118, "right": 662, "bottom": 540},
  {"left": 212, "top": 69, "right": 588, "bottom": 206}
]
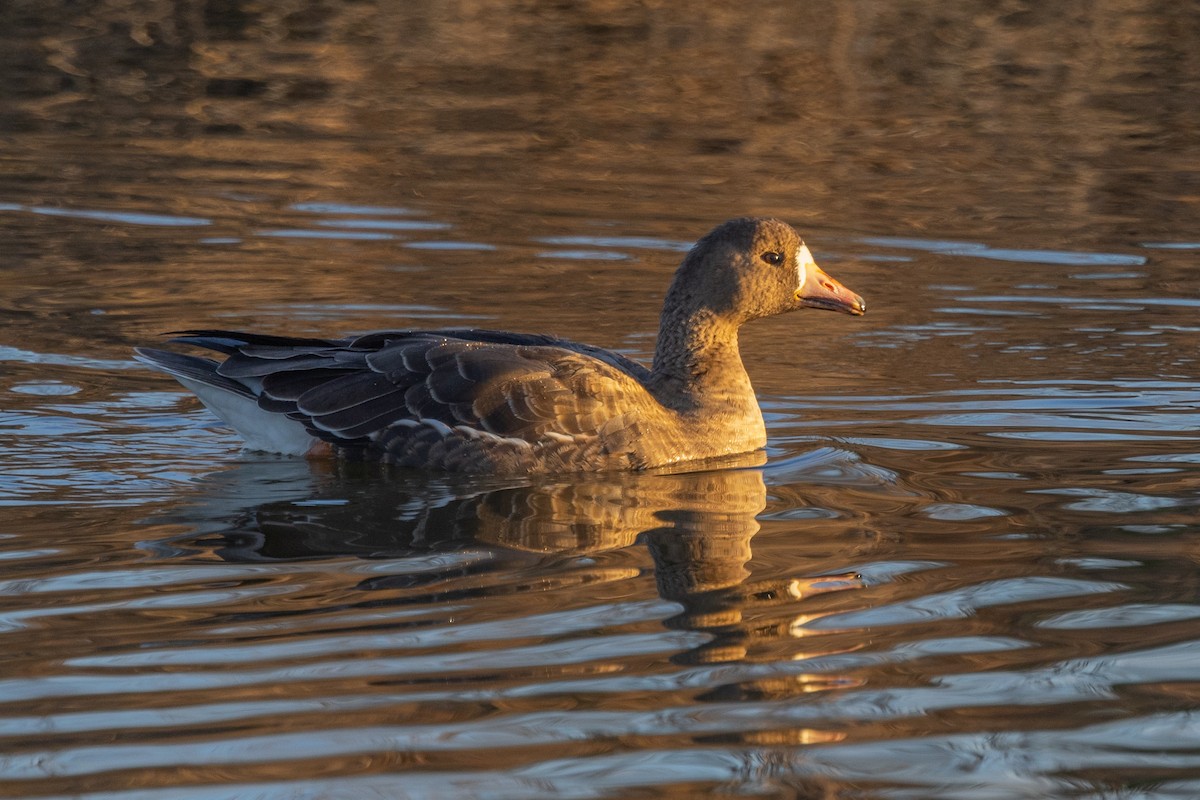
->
[
  {"left": 167, "top": 454, "right": 771, "bottom": 559},
  {"left": 155, "top": 453, "right": 862, "bottom": 667}
]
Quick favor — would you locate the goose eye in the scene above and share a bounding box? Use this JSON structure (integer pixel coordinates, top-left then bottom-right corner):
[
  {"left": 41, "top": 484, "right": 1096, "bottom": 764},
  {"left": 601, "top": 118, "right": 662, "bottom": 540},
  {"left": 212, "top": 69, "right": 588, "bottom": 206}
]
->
[{"left": 760, "top": 251, "right": 784, "bottom": 265}]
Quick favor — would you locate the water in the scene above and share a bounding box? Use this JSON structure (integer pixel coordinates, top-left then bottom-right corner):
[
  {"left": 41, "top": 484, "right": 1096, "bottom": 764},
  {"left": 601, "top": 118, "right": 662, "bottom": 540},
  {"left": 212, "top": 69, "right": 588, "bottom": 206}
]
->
[{"left": 2, "top": 2, "right": 1199, "bottom": 797}]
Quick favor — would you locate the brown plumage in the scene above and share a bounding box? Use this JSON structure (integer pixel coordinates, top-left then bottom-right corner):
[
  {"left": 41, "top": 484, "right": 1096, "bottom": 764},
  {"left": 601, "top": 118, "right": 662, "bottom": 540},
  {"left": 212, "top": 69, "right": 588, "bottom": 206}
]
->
[{"left": 134, "top": 217, "right": 865, "bottom": 474}]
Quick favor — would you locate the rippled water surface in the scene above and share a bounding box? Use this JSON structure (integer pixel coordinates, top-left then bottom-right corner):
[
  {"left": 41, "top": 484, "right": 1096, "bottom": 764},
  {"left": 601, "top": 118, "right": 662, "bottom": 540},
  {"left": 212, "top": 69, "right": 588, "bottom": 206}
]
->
[{"left": 2, "top": 3, "right": 1200, "bottom": 798}]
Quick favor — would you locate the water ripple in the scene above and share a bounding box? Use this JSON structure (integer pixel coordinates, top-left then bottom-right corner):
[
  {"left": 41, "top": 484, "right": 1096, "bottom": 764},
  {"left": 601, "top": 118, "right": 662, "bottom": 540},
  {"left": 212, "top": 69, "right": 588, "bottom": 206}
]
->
[{"left": 1, "top": 202, "right": 210, "bottom": 227}]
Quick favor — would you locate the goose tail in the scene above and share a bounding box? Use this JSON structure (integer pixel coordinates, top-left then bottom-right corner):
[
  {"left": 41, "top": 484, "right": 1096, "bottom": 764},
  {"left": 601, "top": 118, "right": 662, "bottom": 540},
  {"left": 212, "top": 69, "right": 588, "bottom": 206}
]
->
[{"left": 134, "top": 347, "right": 316, "bottom": 456}]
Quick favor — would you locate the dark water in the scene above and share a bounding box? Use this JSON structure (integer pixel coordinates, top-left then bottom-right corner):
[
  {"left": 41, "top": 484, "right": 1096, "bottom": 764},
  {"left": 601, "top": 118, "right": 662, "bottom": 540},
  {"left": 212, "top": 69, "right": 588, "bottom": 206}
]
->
[{"left": 2, "top": 2, "right": 1200, "bottom": 797}]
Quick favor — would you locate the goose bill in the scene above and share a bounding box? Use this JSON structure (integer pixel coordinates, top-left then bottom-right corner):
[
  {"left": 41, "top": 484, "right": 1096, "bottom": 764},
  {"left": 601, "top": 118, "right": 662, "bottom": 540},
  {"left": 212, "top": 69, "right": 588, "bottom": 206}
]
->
[{"left": 796, "top": 264, "right": 866, "bottom": 316}]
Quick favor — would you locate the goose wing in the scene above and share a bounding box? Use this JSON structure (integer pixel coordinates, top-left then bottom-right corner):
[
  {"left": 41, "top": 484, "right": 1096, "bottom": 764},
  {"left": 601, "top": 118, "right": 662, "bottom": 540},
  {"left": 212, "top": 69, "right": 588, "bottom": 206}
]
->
[{"left": 169, "top": 329, "right": 659, "bottom": 459}]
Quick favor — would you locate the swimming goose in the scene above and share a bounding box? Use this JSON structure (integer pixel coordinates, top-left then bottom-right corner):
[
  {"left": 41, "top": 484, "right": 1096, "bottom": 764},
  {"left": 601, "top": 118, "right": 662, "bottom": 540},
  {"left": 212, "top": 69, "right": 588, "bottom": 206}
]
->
[{"left": 135, "top": 217, "right": 865, "bottom": 474}]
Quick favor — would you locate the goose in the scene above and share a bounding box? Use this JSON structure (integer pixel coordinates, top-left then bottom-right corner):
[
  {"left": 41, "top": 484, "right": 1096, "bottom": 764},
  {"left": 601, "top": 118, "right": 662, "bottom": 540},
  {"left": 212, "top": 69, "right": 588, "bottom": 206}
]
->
[{"left": 135, "top": 217, "right": 865, "bottom": 473}]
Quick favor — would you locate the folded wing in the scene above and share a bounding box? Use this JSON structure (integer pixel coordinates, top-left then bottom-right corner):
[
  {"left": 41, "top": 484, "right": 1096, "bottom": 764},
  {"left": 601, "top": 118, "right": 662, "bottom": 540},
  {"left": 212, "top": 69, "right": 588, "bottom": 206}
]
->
[{"left": 154, "top": 329, "right": 659, "bottom": 471}]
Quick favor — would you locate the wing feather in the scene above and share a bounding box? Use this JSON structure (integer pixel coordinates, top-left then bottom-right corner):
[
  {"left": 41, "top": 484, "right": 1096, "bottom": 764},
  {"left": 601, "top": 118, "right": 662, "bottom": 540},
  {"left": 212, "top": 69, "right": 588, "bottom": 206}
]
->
[
  {"left": 315, "top": 390, "right": 419, "bottom": 438},
  {"left": 146, "top": 327, "right": 662, "bottom": 468},
  {"left": 298, "top": 372, "right": 404, "bottom": 416}
]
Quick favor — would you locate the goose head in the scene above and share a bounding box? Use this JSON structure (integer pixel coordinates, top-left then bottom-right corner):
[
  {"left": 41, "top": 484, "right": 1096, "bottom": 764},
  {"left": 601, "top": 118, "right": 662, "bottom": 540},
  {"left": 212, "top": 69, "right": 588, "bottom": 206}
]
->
[{"left": 671, "top": 217, "right": 865, "bottom": 324}]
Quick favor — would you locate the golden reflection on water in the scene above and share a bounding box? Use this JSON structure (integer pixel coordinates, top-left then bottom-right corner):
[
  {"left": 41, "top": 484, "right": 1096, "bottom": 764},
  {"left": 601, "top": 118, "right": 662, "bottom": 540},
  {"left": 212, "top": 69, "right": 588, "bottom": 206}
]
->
[
  {"left": 5, "top": 0, "right": 1198, "bottom": 240},
  {"left": 168, "top": 456, "right": 866, "bottom": 672}
]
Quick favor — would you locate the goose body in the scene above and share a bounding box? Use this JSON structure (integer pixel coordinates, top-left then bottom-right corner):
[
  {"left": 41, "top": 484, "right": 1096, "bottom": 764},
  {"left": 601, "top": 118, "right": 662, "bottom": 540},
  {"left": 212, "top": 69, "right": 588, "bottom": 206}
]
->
[{"left": 135, "top": 217, "right": 865, "bottom": 474}]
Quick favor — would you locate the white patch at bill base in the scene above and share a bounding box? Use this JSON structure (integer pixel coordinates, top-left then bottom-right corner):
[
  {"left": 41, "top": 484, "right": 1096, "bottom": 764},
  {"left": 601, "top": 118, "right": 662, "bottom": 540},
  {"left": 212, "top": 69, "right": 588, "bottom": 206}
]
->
[{"left": 796, "top": 243, "right": 815, "bottom": 292}]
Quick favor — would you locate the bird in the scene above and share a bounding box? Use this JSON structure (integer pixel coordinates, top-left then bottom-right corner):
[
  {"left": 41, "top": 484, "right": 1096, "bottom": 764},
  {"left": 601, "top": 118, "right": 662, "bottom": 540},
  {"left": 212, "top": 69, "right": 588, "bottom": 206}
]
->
[{"left": 135, "top": 217, "right": 865, "bottom": 474}]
